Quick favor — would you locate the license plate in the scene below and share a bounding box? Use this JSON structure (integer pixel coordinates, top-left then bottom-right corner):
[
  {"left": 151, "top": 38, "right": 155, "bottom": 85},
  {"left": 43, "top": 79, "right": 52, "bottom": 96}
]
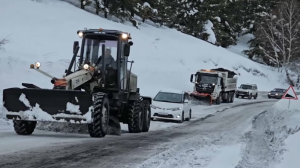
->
[{"left": 158, "top": 112, "right": 168, "bottom": 115}]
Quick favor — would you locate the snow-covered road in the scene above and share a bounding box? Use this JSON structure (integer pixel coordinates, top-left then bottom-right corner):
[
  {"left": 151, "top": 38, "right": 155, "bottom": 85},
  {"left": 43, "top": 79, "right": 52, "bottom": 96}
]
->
[{"left": 0, "top": 100, "right": 277, "bottom": 168}]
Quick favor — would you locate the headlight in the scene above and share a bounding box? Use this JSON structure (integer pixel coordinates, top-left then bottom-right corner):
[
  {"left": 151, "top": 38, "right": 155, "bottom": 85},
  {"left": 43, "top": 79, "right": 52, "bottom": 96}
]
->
[
  {"left": 212, "top": 83, "right": 215, "bottom": 86},
  {"left": 170, "top": 107, "right": 182, "bottom": 111},
  {"left": 35, "top": 62, "right": 41, "bottom": 68},
  {"left": 121, "top": 33, "right": 128, "bottom": 39},
  {"left": 275, "top": 93, "right": 278, "bottom": 95},
  {"left": 268, "top": 93, "right": 270, "bottom": 94},
  {"left": 83, "top": 64, "right": 89, "bottom": 70},
  {"left": 78, "top": 31, "right": 83, "bottom": 38},
  {"left": 150, "top": 105, "right": 160, "bottom": 109}
]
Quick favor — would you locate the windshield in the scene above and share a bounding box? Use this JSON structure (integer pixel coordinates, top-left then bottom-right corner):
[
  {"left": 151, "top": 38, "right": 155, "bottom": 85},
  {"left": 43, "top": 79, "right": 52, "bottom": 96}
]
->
[
  {"left": 198, "top": 75, "right": 218, "bottom": 84},
  {"left": 154, "top": 92, "right": 183, "bottom": 103},
  {"left": 82, "top": 37, "right": 118, "bottom": 68},
  {"left": 272, "top": 88, "right": 285, "bottom": 92},
  {"left": 240, "top": 85, "right": 253, "bottom": 89}
]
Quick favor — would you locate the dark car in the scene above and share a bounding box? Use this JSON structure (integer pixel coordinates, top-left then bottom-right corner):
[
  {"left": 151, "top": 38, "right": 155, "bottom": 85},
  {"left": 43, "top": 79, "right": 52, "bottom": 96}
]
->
[{"left": 268, "top": 88, "right": 286, "bottom": 99}]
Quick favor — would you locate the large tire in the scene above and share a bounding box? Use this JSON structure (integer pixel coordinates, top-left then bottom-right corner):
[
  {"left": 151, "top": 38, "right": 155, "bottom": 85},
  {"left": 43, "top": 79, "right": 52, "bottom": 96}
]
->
[
  {"left": 13, "top": 120, "right": 36, "bottom": 135},
  {"left": 230, "top": 92, "right": 234, "bottom": 103},
  {"left": 142, "top": 100, "right": 151, "bottom": 132},
  {"left": 216, "top": 94, "right": 221, "bottom": 105},
  {"left": 128, "top": 99, "right": 143, "bottom": 133},
  {"left": 88, "top": 92, "right": 109, "bottom": 138}
]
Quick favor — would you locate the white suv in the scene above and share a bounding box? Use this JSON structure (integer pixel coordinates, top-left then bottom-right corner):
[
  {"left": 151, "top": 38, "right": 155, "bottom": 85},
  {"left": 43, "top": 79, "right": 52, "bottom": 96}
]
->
[{"left": 235, "top": 84, "right": 258, "bottom": 99}]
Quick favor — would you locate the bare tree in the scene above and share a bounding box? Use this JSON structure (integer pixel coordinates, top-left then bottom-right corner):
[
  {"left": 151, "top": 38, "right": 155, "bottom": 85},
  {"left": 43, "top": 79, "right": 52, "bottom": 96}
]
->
[
  {"left": 0, "top": 37, "right": 9, "bottom": 50},
  {"left": 258, "top": 0, "right": 300, "bottom": 85}
]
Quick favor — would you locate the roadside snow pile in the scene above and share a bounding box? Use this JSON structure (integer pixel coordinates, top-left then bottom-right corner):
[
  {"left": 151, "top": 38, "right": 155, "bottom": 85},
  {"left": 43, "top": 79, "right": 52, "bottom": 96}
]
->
[{"left": 236, "top": 97, "right": 300, "bottom": 168}]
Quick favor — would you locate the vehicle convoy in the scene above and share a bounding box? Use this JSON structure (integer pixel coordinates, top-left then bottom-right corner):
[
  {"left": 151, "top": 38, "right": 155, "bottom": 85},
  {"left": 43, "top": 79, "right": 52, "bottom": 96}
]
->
[
  {"left": 268, "top": 88, "right": 286, "bottom": 99},
  {"left": 151, "top": 90, "right": 192, "bottom": 123},
  {"left": 2, "top": 28, "right": 152, "bottom": 138},
  {"left": 189, "top": 68, "right": 237, "bottom": 105},
  {"left": 235, "top": 84, "right": 258, "bottom": 99}
]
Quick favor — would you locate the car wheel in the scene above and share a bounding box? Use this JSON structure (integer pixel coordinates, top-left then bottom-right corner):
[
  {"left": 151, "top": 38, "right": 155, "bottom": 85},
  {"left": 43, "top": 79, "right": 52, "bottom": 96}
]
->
[
  {"left": 254, "top": 93, "right": 258, "bottom": 99},
  {"left": 248, "top": 93, "right": 252, "bottom": 100},
  {"left": 235, "top": 94, "right": 239, "bottom": 98},
  {"left": 179, "top": 112, "right": 184, "bottom": 123},
  {"left": 185, "top": 110, "right": 191, "bottom": 121}
]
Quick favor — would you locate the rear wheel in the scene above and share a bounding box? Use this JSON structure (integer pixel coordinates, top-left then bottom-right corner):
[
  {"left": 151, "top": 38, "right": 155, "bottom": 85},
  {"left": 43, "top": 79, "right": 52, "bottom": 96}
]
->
[
  {"left": 13, "top": 120, "right": 36, "bottom": 135},
  {"left": 142, "top": 100, "right": 151, "bottom": 132},
  {"left": 230, "top": 92, "right": 234, "bottom": 103},
  {"left": 88, "top": 92, "right": 109, "bottom": 138},
  {"left": 216, "top": 94, "right": 221, "bottom": 105},
  {"left": 128, "top": 99, "right": 144, "bottom": 133}
]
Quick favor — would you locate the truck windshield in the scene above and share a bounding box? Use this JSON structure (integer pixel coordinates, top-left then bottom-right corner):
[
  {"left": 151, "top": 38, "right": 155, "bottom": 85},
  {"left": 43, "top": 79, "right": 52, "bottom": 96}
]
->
[
  {"left": 198, "top": 75, "right": 218, "bottom": 84},
  {"left": 154, "top": 92, "right": 183, "bottom": 103},
  {"left": 82, "top": 37, "right": 118, "bottom": 68},
  {"left": 240, "top": 85, "right": 252, "bottom": 89}
]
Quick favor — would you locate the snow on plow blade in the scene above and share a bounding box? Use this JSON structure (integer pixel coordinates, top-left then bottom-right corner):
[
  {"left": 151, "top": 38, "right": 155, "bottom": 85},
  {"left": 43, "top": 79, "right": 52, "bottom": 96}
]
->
[
  {"left": 3, "top": 88, "right": 93, "bottom": 123},
  {"left": 189, "top": 92, "right": 212, "bottom": 105}
]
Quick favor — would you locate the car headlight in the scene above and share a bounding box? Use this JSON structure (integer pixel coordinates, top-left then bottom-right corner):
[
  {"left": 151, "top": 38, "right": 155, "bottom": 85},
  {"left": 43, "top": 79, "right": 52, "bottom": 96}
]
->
[
  {"left": 150, "top": 105, "right": 161, "bottom": 109},
  {"left": 268, "top": 93, "right": 270, "bottom": 95},
  {"left": 275, "top": 93, "right": 278, "bottom": 95},
  {"left": 169, "top": 107, "right": 182, "bottom": 111}
]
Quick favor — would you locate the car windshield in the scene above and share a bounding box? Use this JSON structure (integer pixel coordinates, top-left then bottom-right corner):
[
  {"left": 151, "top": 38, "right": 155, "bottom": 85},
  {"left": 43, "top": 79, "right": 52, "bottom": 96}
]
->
[
  {"left": 198, "top": 75, "right": 218, "bottom": 84},
  {"left": 82, "top": 37, "right": 118, "bottom": 68},
  {"left": 272, "top": 88, "right": 285, "bottom": 92},
  {"left": 240, "top": 85, "right": 252, "bottom": 89},
  {"left": 154, "top": 92, "right": 183, "bottom": 103}
]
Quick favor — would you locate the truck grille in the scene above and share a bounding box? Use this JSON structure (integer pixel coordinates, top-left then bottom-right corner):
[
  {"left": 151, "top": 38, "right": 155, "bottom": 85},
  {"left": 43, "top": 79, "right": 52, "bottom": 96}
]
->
[{"left": 195, "top": 86, "right": 214, "bottom": 94}]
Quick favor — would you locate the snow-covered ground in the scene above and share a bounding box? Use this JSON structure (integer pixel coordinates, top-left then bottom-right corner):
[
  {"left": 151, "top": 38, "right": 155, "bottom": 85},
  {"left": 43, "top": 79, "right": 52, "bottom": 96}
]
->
[{"left": 234, "top": 95, "right": 300, "bottom": 168}]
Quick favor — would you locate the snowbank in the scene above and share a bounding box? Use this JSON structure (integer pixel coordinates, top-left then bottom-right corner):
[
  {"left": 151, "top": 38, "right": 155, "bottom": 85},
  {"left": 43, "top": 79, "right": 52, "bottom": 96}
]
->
[{"left": 236, "top": 96, "right": 300, "bottom": 168}]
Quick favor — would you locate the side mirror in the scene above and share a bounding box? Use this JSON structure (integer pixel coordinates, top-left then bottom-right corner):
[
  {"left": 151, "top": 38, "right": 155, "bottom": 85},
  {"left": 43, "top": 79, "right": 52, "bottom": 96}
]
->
[
  {"left": 73, "top": 41, "right": 79, "bottom": 54},
  {"left": 124, "top": 43, "right": 130, "bottom": 56},
  {"left": 190, "top": 74, "right": 194, "bottom": 83}
]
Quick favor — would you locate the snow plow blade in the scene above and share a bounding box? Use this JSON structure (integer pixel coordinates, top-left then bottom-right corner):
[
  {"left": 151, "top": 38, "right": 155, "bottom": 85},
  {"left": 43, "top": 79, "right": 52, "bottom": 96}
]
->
[
  {"left": 189, "top": 92, "right": 212, "bottom": 105},
  {"left": 3, "top": 88, "right": 93, "bottom": 123}
]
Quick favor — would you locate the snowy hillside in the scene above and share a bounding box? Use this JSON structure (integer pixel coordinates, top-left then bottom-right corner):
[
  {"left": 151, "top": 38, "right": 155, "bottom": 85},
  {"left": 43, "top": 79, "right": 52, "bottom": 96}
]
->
[{"left": 0, "top": 0, "right": 287, "bottom": 100}]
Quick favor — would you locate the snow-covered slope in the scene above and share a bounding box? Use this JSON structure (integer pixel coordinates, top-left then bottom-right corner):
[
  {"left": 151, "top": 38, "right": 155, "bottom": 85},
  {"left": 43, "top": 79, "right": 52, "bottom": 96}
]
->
[
  {"left": 0, "top": 0, "right": 287, "bottom": 101},
  {"left": 235, "top": 95, "right": 300, "bottom": 168}
]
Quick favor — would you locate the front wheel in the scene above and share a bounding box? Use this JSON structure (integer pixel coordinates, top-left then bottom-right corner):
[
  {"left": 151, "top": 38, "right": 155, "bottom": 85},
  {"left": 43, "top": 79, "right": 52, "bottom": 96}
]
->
[
  {"left": 235, "top": 94, "right": 239, "bottom": 98},
  {"left": 185, "top": 110, "right": 192, "bottom": 121},
  {"left": 248, "top": 93, "right": 252, "bottom": 100},
  {"left": 88, "top": 92, "right": 109, "bottom": 138},
  {"left": 13, "top": 120, "right": 36, "bottom": 135},
  {"left": 254, "top": 93, "right": 258, "bottom": 99}
]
